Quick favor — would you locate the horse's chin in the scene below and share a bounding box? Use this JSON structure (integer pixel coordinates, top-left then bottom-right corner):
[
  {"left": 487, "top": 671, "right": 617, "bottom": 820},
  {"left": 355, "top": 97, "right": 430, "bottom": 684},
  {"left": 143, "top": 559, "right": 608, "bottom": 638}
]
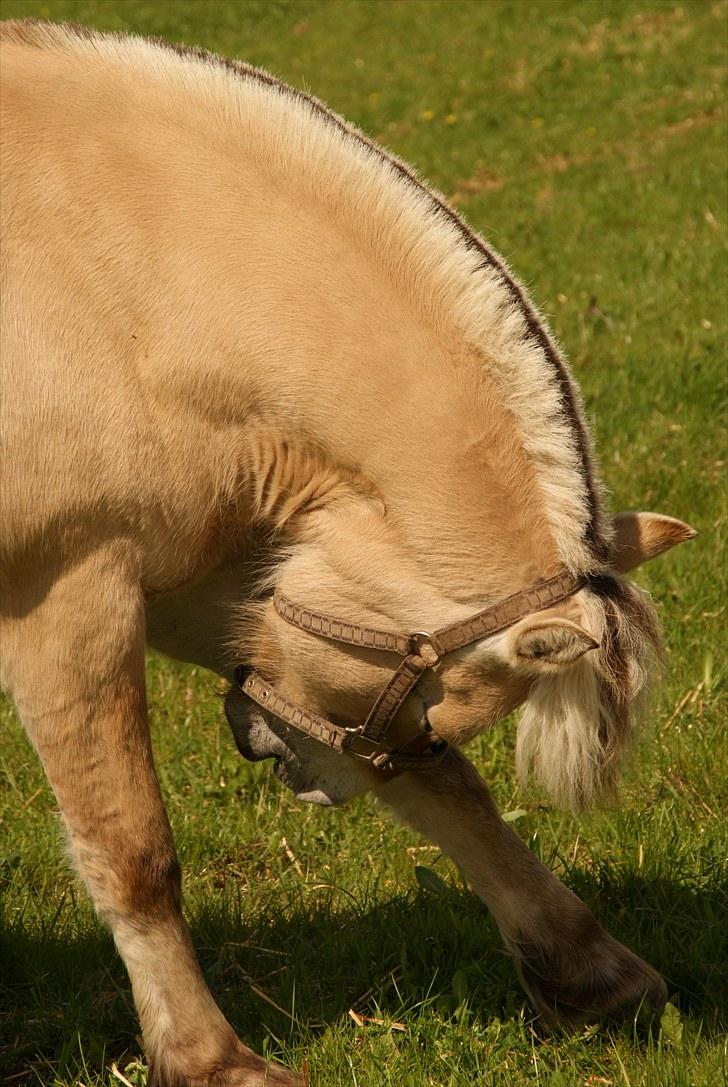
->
[
  {"left": 272, "top": 756, "right": 335, "bottom": 806},
  {"left": 224, "top": 686, "right": 372, "bottom": 806}
]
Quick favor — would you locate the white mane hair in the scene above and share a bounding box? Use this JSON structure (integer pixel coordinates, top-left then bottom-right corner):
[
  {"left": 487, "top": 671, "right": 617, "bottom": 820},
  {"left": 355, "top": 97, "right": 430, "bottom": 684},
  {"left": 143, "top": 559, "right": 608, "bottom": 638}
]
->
[{"left": 2, "top": 17, "right": 610, "bottom": 576}]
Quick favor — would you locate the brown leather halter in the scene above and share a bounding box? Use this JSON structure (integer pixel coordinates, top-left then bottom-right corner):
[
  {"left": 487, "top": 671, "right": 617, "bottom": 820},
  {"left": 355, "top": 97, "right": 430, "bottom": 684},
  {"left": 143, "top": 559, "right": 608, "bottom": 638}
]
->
[{"left": 234, "top": 568, "right": 585, "bottom": 775}]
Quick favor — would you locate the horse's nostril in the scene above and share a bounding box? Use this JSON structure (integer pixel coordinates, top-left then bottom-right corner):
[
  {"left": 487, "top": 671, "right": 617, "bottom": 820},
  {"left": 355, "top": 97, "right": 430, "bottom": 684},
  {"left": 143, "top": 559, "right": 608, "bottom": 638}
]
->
[
  {"left": 230, "top": 731, "right": 277, "bottom": 763},
  {"left": 234, "top": 740, "right": 265, "bottom": 762}
]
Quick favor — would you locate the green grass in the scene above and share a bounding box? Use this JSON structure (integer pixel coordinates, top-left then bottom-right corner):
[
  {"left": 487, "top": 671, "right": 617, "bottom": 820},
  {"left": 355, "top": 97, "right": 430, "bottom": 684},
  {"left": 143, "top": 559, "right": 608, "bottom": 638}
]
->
[{"left": 1, "top": 0, "right": 726, "bottom": 1084}]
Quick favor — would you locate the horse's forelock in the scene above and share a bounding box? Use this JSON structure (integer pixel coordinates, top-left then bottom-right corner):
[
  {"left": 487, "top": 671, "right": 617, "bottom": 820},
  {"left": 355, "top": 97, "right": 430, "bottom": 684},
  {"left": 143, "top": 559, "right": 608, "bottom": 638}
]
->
[{"left": 516, "top": 575, "right": 661, "bottom": 812}]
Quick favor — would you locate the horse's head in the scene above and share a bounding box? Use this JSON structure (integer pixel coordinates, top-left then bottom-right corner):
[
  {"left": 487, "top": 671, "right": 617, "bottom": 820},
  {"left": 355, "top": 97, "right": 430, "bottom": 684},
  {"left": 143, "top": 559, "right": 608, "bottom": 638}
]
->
[{"left": 226, "top": 492, "right": 695, "bottom": 809}]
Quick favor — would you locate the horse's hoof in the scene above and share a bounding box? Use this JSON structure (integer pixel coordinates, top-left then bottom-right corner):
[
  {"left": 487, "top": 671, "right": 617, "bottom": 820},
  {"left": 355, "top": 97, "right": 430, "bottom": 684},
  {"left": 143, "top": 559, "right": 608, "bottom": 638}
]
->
[
  {"left": 147, "top": 1044, "right": 304, "bottom": 1086},
  {"left": 513, "top": 926, "right": 667, "bottom": 1028}
]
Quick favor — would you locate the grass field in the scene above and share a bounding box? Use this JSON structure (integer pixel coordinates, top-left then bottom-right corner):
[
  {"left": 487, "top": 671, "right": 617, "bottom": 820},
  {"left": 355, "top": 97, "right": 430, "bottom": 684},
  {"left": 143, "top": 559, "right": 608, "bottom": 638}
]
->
[{"left": 0, "top": 1, "right": 726, "bottom": 1085}]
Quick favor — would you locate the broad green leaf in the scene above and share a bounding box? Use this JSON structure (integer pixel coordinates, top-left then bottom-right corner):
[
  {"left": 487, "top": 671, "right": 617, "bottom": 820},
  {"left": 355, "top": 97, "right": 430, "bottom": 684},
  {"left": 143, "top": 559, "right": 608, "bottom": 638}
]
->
[
  {"left": 414, "top": 865, "right": 449, "bottom": 896},
  {"left": 660, "top": 1002, "right": 684, "bottom": 1047}
]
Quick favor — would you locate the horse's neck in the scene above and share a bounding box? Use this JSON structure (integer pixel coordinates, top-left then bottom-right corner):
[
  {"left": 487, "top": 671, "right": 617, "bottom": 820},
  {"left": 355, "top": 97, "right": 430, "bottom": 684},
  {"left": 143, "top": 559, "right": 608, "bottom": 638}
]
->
[
  {"left": 167, "top": 310, "right": 560, "bottom": 602},
  {"left": 241, "top": 365, "right": 561, "bottom": 614},
  {"left": 278, "top": 360, "right": 559, "bottom": 597},
  {"left": 135, "top": 151, "right": 558, "bottom": 596}
]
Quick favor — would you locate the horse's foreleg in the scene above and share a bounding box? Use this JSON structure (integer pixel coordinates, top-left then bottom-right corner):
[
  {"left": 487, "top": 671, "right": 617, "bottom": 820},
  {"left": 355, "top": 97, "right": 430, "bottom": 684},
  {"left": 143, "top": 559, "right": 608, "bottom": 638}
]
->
[
  {"left": 376, "top": 747, "right": 666, "bottom": 1026},
  {"left": 2, "top": 549, "right": 298, "bottom": 1086}
]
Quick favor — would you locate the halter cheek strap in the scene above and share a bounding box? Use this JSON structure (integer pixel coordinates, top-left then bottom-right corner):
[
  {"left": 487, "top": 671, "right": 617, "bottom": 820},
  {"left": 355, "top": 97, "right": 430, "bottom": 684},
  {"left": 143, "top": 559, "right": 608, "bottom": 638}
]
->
[{"left": 234, "top": 569, "right": 586, "bottom": 775}]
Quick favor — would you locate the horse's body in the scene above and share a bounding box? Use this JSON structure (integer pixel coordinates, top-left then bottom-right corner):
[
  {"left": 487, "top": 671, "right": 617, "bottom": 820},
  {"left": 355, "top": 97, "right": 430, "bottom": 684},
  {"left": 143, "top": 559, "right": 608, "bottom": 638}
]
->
[{"left": 0, "top": 21, "right": 693, "bottom": 1087}]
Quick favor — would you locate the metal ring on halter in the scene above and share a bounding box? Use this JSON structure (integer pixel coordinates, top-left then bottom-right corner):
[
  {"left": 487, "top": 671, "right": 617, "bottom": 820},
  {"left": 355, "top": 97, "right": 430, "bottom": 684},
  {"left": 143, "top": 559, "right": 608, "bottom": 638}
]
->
[{"left": 408, "top": 631, "right": 442, "bottom": 667}]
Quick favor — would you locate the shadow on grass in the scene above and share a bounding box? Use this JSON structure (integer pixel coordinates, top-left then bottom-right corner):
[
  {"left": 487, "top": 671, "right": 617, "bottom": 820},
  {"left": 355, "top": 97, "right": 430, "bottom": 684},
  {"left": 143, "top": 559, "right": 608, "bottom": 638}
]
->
[{"left": 1, "top": 871, "right": 726, "bottom": 1081}]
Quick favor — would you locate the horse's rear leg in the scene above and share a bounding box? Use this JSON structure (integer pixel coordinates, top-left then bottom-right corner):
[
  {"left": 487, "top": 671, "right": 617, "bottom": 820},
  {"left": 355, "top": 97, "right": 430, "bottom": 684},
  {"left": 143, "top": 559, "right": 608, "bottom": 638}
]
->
[
  {"left": 376, "top": 747, "right": 666, "bottom": 1026},
  {"left": 2, "top": 548, "right": 299, "bottom": 1086}
]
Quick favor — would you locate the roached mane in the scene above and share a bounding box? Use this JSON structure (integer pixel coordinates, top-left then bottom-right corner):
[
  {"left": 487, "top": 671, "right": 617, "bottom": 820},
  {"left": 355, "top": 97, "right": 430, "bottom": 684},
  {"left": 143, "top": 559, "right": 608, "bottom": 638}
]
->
[{"left": 2, "top": 19, "right": 663, "bottom": 808}]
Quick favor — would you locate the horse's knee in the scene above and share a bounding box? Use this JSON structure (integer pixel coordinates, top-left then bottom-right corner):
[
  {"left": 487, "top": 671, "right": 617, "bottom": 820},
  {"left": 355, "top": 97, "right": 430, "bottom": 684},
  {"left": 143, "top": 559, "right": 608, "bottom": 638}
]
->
[
  {"left": 72, "top": 833, "right": 182, "bottom": 920},
  {"left": 119, "top": 841, "right": 182, "bottom": 916}
]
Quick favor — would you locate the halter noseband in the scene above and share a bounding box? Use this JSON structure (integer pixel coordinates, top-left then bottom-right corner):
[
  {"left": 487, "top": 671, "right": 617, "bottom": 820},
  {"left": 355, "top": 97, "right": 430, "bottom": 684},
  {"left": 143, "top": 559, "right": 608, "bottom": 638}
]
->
[{"left": 234, "top": 569, "right": 585, "bottom": 776}]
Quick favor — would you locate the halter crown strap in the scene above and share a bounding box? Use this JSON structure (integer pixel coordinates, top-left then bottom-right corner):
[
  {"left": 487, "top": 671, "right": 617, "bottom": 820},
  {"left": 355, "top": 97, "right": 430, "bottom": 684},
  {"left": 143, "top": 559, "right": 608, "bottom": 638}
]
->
[
  {"left": 424, "top": 568, "right": 586, "bottom": 656},
  {"left": 274, "top": 568, "right": 584, "bottom": 661}
]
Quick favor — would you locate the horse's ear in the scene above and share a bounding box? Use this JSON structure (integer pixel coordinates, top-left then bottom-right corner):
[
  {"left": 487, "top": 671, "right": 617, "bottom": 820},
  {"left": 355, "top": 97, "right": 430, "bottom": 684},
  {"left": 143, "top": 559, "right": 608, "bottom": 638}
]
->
[
  {"left": 510, "top": 617, "right": 599, "bottom": 670},
  {"left": 611, "top": 511, "right": 697, "bottom": 574}
]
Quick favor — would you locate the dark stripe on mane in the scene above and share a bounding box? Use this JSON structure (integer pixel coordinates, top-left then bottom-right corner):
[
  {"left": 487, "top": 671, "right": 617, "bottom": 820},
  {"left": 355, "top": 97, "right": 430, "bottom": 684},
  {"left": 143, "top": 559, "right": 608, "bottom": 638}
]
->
[{"left": 9, "top": 19, "right": 608, "bottom": 561}]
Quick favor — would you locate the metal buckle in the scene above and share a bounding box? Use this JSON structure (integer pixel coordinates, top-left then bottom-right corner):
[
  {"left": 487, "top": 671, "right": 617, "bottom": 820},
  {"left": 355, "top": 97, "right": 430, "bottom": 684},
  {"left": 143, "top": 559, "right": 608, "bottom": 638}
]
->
[
  {"left": 341, "top": 728, "right": 449, "bottom": 772},
  {"left": 341, "top": 729, "right": 390, "bottom": 763}
]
